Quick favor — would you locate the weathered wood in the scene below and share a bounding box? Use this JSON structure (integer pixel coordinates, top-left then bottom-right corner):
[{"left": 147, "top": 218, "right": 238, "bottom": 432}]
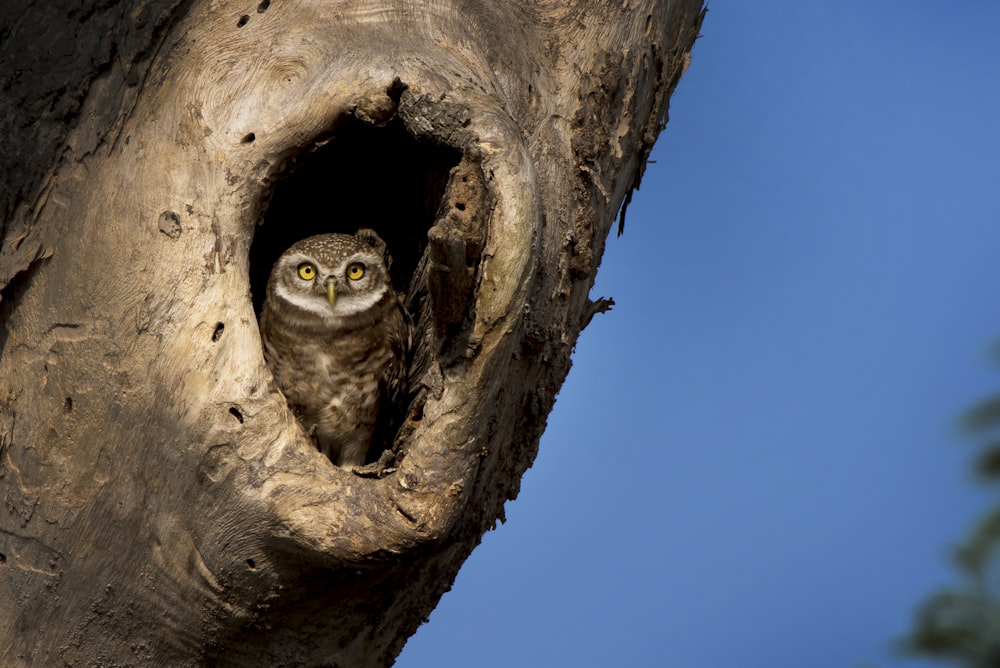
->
[{"left": 0, "top": 1, "right": 704, "bottom": 664}]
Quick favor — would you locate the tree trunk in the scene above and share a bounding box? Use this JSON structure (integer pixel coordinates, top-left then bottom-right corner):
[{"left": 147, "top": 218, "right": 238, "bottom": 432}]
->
[{"left": 0, "top": 1, "right": 704, "bottom": 664}]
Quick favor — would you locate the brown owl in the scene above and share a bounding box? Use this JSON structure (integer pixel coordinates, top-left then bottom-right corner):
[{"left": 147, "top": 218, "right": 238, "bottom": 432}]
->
[{"left": 259, "top": 229, "right": 411, "bottom": 469}]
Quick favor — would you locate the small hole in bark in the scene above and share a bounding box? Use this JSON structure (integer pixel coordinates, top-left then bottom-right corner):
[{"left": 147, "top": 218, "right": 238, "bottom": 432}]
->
[
  {"left": 246, "top": 558, "right": 257, "bottom": 570},
  {"left": 229, "top": 407, "right": 244, "bottom": 423},
  {"left": 0, "top": 552, "right": 6, "bottom": 565},
  {"left": 455, "top": 201, "right": 466, "bottom": 211},
  {"left": 158, "top": 210, "right": 182, "bottom": 238},
  {"left": 257, "top": 0, "right": 270, "bottom": 12},
  {"left": 64, "top": 397, "right": 73, "bottom": 413},
  {"left": 236, "top": 14, "right": 250, "bottom": 27},
  {"left": 212, "top": 322, "right": 225, "bottom": 342},
  {"left": 386, "top": 77, "right": 407, "bottom": 102},
  {"left": 241, "top": 132, "right": 256, "bottom": 144}
]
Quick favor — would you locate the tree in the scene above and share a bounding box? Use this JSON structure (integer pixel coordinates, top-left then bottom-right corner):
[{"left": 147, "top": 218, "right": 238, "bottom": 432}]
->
[
  {"left": 0, "top": 1, "right": 705, "bottom": 664},
  {"left": 904, "top": 346, "right": 1000, "bottom": 667}
]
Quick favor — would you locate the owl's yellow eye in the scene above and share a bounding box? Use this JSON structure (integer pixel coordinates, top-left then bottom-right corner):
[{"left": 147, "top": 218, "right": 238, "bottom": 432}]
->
[
  {"left": 346, "top": 262, "right": 365, "bottom": 281},
  {"left": 297, "top": 263, "right": 316, "bottom": 280}
]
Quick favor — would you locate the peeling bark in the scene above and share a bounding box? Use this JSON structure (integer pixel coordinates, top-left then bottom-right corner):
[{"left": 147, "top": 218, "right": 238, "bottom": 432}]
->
[{"left": 0, "top": 0, "right": 704, "bottom": 664}]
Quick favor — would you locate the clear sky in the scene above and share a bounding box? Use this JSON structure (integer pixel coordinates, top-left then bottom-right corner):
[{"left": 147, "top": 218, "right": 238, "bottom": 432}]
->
[{"left": 399, "top": 2, "right": 1000, "bottom": 667}]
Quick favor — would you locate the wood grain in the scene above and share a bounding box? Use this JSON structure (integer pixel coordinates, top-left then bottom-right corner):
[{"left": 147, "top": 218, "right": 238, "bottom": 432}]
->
[{"left": 0, "top": 0, "right": 705, "bottom": 664}]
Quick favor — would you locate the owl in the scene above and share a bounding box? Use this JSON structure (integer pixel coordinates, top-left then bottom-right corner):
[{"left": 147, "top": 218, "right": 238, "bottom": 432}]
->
[{"left": 259, "top": 229, "right": 411, "bottom": 469}]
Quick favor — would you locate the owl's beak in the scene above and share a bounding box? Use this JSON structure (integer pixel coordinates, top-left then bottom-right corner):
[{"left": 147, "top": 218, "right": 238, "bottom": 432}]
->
[{"left": 326, "top": 279, "right": 337, "bottom": 306}]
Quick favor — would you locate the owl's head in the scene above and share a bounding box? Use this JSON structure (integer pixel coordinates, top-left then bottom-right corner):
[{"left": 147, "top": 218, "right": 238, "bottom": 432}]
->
[{"left": 264, "top": 229, "right": 394, "bottom": 330}]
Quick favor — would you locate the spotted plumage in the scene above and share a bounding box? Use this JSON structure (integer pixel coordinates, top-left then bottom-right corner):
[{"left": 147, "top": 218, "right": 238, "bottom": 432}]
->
[{"left": 259, "top": 229, "right": 411, "bottom": 469}]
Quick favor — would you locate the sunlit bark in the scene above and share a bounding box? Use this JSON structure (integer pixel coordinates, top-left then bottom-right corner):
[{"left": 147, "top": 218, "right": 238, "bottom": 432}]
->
[{"left": 0, "top": 1, "right": 704, "bottom": 664}]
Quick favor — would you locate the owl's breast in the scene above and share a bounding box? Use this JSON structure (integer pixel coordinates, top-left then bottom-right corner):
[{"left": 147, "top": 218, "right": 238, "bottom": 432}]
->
[{"left": 265, "top": 326, "right": 390, "bottom": 416}]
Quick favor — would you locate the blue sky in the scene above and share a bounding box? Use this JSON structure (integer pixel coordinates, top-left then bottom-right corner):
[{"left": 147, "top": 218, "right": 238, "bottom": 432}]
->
[{"left": 399, "top": 3, "right": 1000, "bottom": 666}]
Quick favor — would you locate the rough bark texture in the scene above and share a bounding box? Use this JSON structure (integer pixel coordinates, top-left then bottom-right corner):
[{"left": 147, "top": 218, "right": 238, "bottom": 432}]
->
[{"left": 0, "top": 1, "right": 704, "bottom": 664}]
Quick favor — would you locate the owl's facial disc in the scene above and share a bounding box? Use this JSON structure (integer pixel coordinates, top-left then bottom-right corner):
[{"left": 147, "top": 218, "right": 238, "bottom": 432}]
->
[{"left": 271, "top": 247, "right": 390, "bottom": 325}]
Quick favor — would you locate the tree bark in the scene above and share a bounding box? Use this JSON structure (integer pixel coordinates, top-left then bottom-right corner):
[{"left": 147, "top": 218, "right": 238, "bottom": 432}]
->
[{"left": 0, "top": 1, "right": 704, "bottom": 665}]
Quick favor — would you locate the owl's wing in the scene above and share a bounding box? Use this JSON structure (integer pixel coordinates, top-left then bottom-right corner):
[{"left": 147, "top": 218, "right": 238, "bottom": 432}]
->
[
  {"left": 370, "top": 296, "right": 413, "bottom": 459},
  {"left": 382, "top": 296, "right": 413, "bottom": 413}
]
